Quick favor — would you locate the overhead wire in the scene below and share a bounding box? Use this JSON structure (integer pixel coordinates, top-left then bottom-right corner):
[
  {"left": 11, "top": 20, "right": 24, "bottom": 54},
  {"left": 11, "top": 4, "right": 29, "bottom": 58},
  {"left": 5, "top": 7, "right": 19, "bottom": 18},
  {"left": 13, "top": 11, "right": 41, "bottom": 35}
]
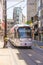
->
[
  {"left": 7, "top": 0, "right": 26, "bottom": 18},
  {"left": 7, "top": 0, "right": 24, "bottom": 10}
]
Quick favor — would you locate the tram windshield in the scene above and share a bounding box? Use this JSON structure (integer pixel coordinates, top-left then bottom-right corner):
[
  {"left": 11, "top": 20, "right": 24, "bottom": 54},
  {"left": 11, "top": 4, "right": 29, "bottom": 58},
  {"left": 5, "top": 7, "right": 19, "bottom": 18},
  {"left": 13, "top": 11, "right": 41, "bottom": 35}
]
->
[{"left": 18, "top": 27, "right": 31, "bottom": 38}]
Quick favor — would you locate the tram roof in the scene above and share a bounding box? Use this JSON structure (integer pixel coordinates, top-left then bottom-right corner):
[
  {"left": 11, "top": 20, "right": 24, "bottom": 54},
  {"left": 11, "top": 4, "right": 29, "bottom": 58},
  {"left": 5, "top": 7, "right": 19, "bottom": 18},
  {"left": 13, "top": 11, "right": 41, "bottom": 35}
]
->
[
  {"left": 13, "top": 24, "right": 30, "bottom": 28},
  {"left": 10, "top": 24, "right": 31, "bottom": 33}
]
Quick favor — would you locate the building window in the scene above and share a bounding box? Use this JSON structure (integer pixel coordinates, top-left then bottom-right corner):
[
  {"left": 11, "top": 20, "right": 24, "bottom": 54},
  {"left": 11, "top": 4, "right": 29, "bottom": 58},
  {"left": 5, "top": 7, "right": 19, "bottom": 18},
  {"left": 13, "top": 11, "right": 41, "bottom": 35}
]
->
[{"left": 17, "top": 19, "right": 19, "bottom": 21}]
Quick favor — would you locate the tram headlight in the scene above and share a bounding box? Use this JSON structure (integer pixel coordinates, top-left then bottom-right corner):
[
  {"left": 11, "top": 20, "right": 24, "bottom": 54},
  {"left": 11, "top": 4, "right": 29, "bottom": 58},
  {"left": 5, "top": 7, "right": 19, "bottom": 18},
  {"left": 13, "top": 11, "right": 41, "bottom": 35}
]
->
[{"left": 29, "top": 38, "right": 32, "bottom": 41}]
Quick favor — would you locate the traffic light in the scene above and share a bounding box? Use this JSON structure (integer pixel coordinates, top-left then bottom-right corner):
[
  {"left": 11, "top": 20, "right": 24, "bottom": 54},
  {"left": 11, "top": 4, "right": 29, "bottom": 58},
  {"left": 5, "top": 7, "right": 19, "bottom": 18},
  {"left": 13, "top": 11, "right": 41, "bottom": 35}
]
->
[{"left": 31, "top": 17, "right": 33, "bottom": 22}]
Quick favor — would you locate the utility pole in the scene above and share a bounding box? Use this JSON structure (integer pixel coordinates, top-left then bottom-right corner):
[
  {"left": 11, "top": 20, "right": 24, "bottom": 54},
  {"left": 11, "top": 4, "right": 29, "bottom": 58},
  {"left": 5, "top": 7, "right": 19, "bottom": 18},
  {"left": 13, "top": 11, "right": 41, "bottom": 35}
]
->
[{"left": 2, "top": 0, "right": 7, "bottom": 48}]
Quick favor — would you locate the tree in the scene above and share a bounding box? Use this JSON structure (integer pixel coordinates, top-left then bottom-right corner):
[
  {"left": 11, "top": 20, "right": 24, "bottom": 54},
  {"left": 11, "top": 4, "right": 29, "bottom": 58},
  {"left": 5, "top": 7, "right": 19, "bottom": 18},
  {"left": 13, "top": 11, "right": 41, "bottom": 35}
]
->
[{"left": 26, "top": 20, "right": 32, "bottom": 25}]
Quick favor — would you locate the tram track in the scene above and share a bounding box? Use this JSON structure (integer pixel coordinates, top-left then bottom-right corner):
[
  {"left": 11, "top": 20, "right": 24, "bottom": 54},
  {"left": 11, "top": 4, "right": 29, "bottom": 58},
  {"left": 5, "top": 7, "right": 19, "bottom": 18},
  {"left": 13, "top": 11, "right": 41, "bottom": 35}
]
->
[
  {"left": 20, "top": 48, "right": 43, "bottom": 59},
  {"left": 8, "top": 40, "right": 43, "bottom": 60},
  {"left": 32, "top": 46, "right": 43, "bottom": 56},
  {"left": 17, "top": 48, "right": 43, "bottom": 65},
  {"left": 7, "top": 41, "right": 43, "bottom": 65},
  {"left": 10, "top": 48, "right": 37, "bottom": 65},
  {"left": 18, "top": 49, "right": 38, "bottom": 65},
  {"left": 9, "top": 48, "right": 42, "bottom": 65}
]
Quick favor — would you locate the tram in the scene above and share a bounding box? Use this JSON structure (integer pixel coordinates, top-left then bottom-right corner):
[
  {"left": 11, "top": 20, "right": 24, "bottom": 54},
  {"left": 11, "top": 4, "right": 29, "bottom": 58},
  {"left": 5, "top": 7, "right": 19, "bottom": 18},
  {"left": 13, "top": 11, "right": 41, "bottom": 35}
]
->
[{"left": 10, "top": 24, "right": 32, "bottom": 48}]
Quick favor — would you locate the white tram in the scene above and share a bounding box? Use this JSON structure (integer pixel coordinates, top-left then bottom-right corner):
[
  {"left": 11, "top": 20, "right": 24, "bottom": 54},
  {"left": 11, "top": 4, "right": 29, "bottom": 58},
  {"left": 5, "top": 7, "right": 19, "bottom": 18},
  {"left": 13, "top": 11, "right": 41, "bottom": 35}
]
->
[{"left": 10, "top": 24, "right": 32, "bottom": 48}]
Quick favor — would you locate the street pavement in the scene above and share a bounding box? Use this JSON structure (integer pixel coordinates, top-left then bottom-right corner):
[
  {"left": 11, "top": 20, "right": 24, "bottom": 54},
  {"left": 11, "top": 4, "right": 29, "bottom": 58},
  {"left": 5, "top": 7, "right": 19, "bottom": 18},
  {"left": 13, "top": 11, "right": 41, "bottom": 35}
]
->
[
  {"left": 0, "top": 47, "right": 43, "bottom": 65},
  {"left": 0, "top": 40, "right": 43, "bottom": 65},
  {"left": 0, "top": 40, "right": 4, "bottom": 48}
]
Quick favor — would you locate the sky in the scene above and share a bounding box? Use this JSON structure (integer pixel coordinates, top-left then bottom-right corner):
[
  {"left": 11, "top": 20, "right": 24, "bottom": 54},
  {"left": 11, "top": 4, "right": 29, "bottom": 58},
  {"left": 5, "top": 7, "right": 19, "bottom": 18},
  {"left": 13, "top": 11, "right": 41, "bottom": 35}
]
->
[
  {"left": 0, "top": 0, "right": 27, "bottom": 19},
  {"left": 7, "top": 0, "right": 27, "bottom": 19}
]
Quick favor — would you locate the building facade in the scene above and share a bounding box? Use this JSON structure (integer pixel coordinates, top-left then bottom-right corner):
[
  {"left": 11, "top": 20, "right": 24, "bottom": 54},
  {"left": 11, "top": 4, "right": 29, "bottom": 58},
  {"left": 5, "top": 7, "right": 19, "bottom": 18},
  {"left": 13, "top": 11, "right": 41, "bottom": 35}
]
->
[
  {"left": 7, "top": 19, "right": 14, "bottom": 32},
  {"left": 37, "top": 0, "right": 43, "bottom": 27},
  {"left": 13, "top": 7, "right": 22, "bottom": 24},
  {"left": 0, "top": 19, "right": 14, "bottom": 38},
  {"left": 22, "top": 14, "right": 25, "bottom": 24},
  {"left": 27, "top": 0, "right": 37, "bottom": 21},
  {"left": 32, "top": 0, "right": 43, "bottom": 41},
  {"left": 37, "top": 0, "right": 43, "bottom": 41}
]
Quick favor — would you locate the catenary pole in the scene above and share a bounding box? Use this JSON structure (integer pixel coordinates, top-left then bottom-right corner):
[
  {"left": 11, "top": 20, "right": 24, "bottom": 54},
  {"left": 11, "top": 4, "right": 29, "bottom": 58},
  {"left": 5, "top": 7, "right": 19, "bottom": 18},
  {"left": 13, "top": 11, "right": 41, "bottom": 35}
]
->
[{"left": 2, "top": 0, "right": 7, "bottom": 48}]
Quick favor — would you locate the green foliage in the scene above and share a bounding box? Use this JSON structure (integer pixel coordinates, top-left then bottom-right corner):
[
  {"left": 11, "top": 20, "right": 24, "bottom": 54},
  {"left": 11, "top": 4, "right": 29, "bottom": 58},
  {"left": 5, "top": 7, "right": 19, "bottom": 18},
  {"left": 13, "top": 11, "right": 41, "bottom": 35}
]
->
[{"left": 26, "top": 20, "right": 32, "bottom": 24}]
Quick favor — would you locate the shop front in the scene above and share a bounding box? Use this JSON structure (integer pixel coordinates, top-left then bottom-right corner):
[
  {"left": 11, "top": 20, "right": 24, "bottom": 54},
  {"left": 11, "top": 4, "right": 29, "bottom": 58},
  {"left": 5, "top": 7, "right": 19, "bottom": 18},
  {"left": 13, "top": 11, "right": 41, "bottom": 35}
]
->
[
  {"left": 39, "top": 27, "right": 43, "bottom": 42},
  {"left": 40, "top": 33, "right": 43, "bottom": 42}
]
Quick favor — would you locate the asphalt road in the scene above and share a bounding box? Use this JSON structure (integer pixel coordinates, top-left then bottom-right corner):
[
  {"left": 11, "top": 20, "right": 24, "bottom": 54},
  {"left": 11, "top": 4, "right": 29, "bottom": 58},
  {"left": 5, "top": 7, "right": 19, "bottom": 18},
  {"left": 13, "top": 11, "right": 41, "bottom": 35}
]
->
[{"left": 6, "top": 41, "right": 43, "bottom": 65}]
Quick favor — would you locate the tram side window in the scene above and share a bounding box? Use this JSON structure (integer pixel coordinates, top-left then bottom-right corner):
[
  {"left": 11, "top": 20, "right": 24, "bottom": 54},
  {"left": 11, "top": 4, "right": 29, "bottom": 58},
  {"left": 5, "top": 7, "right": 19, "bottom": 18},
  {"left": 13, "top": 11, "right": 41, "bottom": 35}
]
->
[
  {"left": 14, "top": 30, "right": 16, "bottom": 38},
  {"left": 14, "top": 29, "right": 18, "bottom": 38}
]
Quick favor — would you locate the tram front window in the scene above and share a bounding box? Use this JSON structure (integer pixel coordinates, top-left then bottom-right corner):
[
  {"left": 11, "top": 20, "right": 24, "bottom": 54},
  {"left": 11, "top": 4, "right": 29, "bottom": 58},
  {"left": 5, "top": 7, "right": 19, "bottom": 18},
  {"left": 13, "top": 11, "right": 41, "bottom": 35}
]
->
[{"left": 18, "top": 27, "right": 31, "bottom": 38}]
